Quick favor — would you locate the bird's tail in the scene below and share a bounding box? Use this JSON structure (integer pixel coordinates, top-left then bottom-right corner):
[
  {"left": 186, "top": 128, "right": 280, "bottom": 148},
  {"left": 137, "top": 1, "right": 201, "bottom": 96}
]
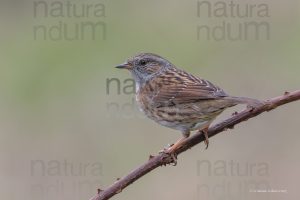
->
[{"left": 223, "top": 96, "right": 263, "bottom": 107}]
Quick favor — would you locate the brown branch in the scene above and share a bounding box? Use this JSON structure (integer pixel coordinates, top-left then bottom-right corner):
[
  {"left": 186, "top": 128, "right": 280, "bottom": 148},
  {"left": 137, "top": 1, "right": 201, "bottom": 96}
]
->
[{"left": 90, "top": 90, "right": 300, "bottom": 200}]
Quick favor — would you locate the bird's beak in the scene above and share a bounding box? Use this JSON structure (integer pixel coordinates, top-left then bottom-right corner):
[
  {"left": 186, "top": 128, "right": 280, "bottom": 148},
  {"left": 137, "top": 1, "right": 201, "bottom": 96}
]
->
[{"left": 115, "top": 62, "right": 132, "bottom": 70}]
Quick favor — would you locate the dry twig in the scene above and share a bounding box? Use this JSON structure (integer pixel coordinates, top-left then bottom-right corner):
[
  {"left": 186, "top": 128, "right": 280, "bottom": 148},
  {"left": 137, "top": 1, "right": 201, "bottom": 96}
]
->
[{"left": 90, "top": 90, "right": 300, "bottom": 200}]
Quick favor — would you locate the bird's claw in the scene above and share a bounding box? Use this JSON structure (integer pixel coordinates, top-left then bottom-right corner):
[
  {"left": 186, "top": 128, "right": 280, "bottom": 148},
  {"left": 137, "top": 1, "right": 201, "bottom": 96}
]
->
[
  {"left": 169, "top": 152, "right": 177, "bottom": 166},
  {"left": 201, "top": 129, "right": 209, "bottom": 149},
  {"left": 159, "top": 145, "right": 178, "bottom": 166},
  {"left": 160, "top": 150, "right": 177, "bottom": 166},
  {"left": 204, "top": 138, "right": 209, "bottom": 149}
]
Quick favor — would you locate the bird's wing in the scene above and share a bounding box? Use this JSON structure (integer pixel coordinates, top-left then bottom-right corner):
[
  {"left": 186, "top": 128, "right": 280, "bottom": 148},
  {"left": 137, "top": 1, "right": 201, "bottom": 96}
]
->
[{"left": 148, "top": 68, "right": 227, "bottom": 107}]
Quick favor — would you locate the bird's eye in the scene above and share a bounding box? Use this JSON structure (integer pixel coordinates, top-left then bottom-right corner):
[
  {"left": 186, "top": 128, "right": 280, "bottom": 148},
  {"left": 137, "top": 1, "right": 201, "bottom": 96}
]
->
[{"left": 139, "top": 59, "right": 147, "bottom": 66}]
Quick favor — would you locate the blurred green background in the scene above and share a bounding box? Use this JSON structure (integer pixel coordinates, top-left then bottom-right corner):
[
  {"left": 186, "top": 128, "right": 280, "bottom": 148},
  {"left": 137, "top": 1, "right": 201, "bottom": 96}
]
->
[{"left": 0, "top": 0, "right": 299, "bottom": 200}]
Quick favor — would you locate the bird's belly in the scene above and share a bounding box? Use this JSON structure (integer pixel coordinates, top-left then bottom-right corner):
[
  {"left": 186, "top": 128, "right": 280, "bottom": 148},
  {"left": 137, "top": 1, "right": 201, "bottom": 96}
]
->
[
  {"left": 136, "top": 97, "right": 213, "bottom": 132},
  {"left": 157, "top": 118, "right": 210, "bottom": 132}
]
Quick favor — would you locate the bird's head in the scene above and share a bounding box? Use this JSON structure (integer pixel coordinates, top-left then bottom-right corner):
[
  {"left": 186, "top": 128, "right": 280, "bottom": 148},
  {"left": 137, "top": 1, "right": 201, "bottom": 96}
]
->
[{"left": 116, "top": 53, "right": 172, "bottom": 85}]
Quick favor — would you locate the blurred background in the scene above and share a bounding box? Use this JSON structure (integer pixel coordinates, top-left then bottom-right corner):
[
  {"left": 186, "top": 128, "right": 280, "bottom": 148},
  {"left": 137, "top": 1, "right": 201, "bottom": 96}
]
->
[{"left": 0, "top": 0, "right": 299, "bottom": 200}]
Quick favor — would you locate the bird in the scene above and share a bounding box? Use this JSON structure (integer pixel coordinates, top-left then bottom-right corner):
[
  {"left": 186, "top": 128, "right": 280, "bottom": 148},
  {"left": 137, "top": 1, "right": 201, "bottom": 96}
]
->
[{"left": 116, "top": 53, "right": 262, "bottom": 153}]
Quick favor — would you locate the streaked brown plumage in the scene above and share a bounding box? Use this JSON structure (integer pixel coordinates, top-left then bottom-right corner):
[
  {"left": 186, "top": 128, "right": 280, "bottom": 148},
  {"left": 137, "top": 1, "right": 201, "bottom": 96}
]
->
[{"left": 116, "top": 53, "right": 261, "bottom": 152}]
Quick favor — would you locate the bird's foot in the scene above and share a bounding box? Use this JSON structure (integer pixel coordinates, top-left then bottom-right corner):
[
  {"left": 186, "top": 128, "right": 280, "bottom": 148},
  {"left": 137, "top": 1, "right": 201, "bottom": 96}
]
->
[
  {"left": 203, "top": 133, "right": 209, "bottom": 149},
  {"left": 159, "top": 148, "right": 178, "bottom": 166},
  {"left": 159, "top": 135, "right": 189, "bottom": 166},
  {"left": 198, "top": 127, "right": 209, "bottom": 149}
]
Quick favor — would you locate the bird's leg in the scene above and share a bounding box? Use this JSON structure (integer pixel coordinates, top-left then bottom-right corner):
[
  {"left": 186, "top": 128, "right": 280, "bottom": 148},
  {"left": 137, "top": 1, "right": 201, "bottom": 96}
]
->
[
  {"left": 166, "top": 131, "right": 190, "bottom": 153},
  {"left": 166, "top": 138, "right": 185, "bottom": 153},
  {"left": 197, "top": 126, "right": 209, "bottom": 149},
  {"left": 159, "top": 131, "right": 190, "bottom": 165}
]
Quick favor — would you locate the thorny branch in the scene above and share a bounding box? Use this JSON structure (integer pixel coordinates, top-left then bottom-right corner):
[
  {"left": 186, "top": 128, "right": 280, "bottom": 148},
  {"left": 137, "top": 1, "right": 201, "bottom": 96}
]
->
[{"left": 90, "top": 90, "right": 300, "bottom": 200}]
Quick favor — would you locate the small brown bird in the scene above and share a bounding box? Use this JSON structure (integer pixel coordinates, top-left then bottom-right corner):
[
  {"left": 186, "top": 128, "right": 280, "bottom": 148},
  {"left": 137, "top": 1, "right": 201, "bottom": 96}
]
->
[{"left": 116, "top": 53, "right": 261, "bottom": 153}]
